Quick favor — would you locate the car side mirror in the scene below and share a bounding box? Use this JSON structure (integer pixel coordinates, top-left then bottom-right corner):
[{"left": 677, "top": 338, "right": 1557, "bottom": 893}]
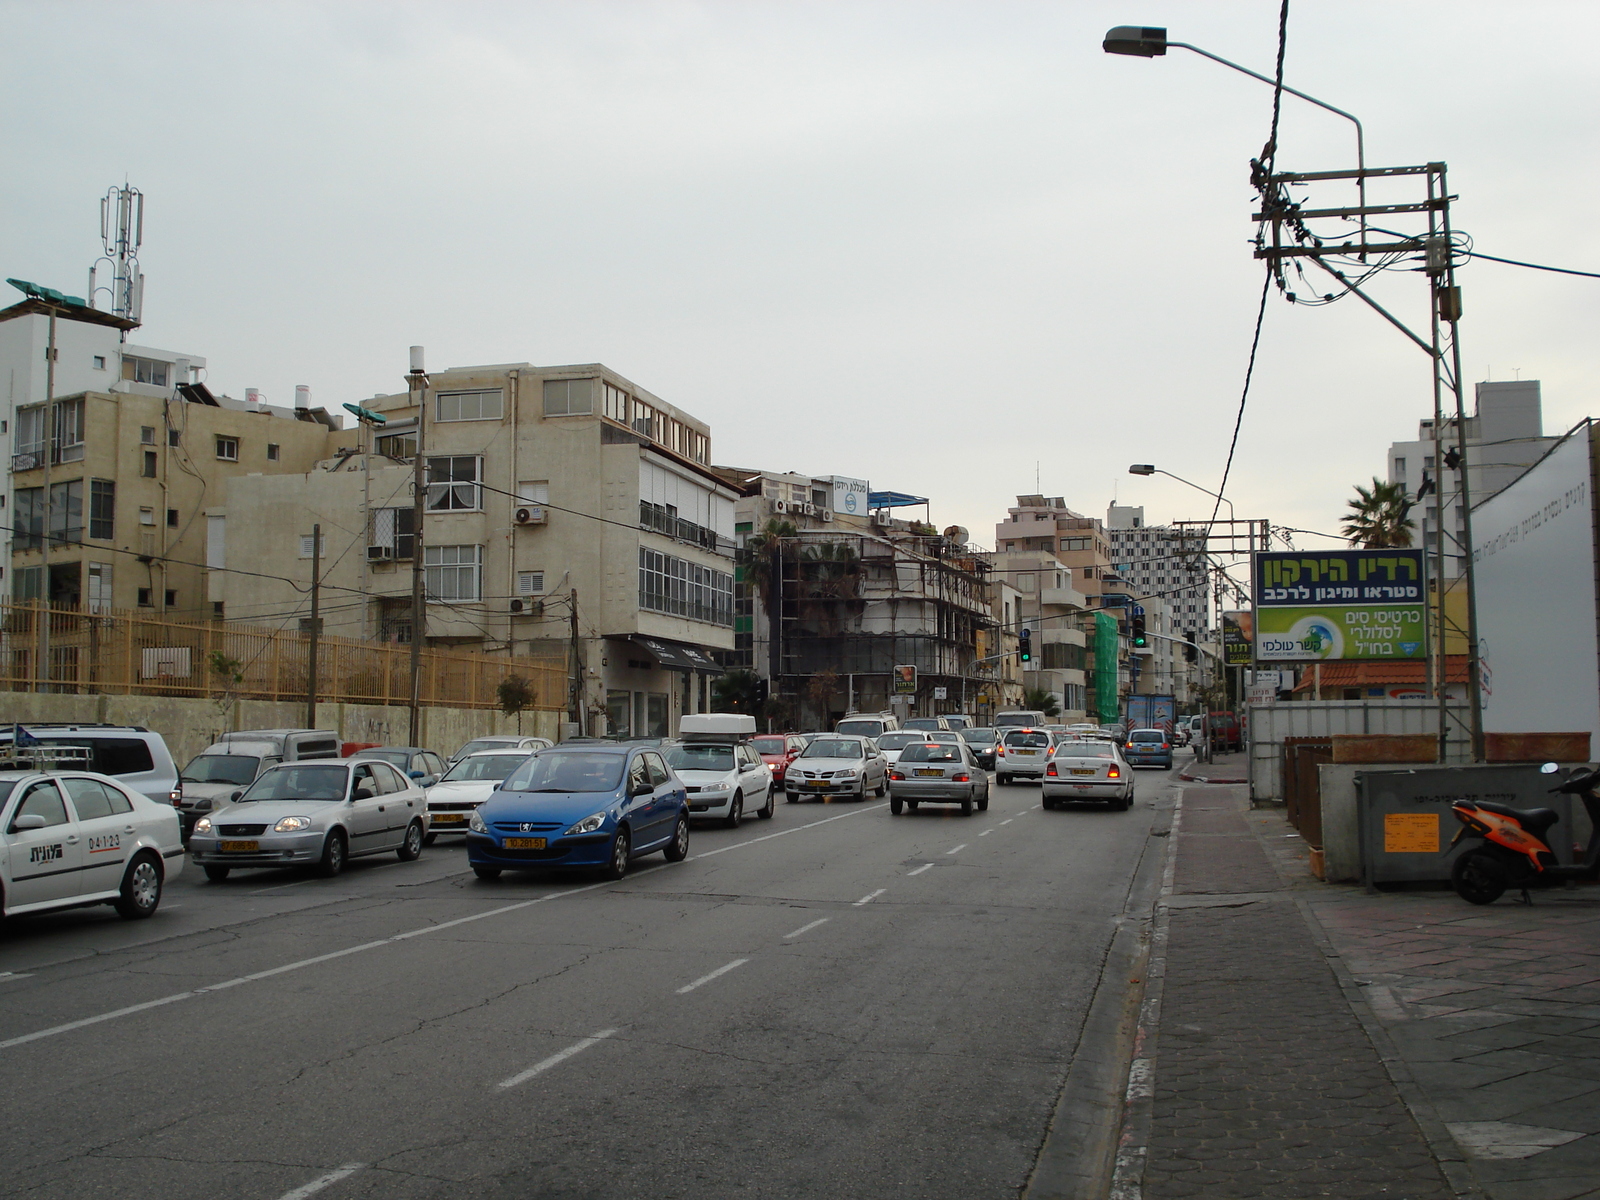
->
[
  {"left": 409, "top": 770, "right": 424, "bottom": 779},
  {"left": 228, "top": 790, "right": 243, "bottom": 802},
  {"left": 1540, "top": 761, "right": 1561, "bottom": 774},
  {"left": 630, "top": 782, "right": 652, "bottom": 797},
  {"left": 13, "top": 813, "right": 47, "bottom": 831}
]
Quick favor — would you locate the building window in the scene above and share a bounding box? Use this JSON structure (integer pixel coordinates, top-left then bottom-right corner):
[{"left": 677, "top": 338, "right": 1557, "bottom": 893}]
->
[
  {"left": 216, "top": 436, "right": 239, "bottom": 461},
  {"left": 542, "top": 378, "right": 595, "bottom": 416},
  {"left": 517, "top": 480, "right": 549, "bottom": 505},
  {"left": 266, "top": 443, "right": 280, "bottom": 461},
  {"left": 138, "top": 507, "right": 155, "bottom": 526},
  {"left": 638, "top": 547, "right": 734, "bottom": 627},
  {"left": 517, "top": 571, "right": 545, "bottom": 595},
  {"left": 1393, "top": 457, "right": 1406, "bottom": 478},
  {"left": 435, "top": 389, "right": 504, "bottom": 422},
  {"left": 12, "top": 487, "right": 43, "bottom": 550},
  {"left": 298, "top": 532, "right": 326, "bottom": 559},
  {"left": 87, "top": 563, "right": 111, "bottom": 613},
  {"left": 140, "top": 426, "right": 155, "bottom": 445},
  {"left": 164, "top": 589, "right": 177, "bottom": 608},
  {"left": 89, "top": 480, "right": 114, "bottom": 540},
  {"left": 425, "top": 456, "right": 482, "bottom": 511},
  {"left": 640, "top": 501, "right": 719, "bottom": 551},
  {"left": 603, "top": 382, "right": 631, "bottom": 424},
  {"left": 376, "top": 430, "right": 417, "bottom": 458},
  {"left": 137, "top": 587, "right": 152, "bottom": 607},
  {"left": 92, "top": 355, "right": 106, "bottom": 370},
  {"left": 167, "top": 508, "right": 179, "bottom": 527},
  {"left": 370, "top": 507, "right": 415, "bottom": 560},
  {"left": 12, "top": 565, "right": 42, "bottom": 601},
  {"left": 142, "top": 450, "right": 158, "bottom": 478},
  {"left": 123, "top": 356, "right": 169, "bottom": 387},
  {"left": 424, "top": 544, "right": 483, "bottom": 602}
]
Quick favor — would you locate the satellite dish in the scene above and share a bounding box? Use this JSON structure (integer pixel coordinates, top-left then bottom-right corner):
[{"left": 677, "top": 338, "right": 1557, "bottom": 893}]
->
[{"left": 943, "top": 525, "right": 969, "bottom": 544}]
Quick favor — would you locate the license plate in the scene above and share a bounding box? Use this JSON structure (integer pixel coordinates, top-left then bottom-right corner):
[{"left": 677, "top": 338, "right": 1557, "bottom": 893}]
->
[
  {"left": 220, "top": 840, "right": 259, "bottom": 853},
  {"left": 1014, "top": 750, "right": 1037, "bottom": 756},
  {"left": 807, "top": 780, "right": 829, "bottom": 789},
  {"left": 432, "top": 813, "right": 466, "bottom": 824},
  {"left": 502, "top": 837, "right": 547, "bottom": 849},
  {"left": 1070, "top": 768, "right": 1096, "bottom": 776},
  {"left": 915, "top": 769, "right": 943, "bottom": 777}
]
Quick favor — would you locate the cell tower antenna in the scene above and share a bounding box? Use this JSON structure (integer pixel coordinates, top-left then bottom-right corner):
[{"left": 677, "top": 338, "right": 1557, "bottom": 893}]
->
[{"left": 88, "top": 183, "right": 144, "bottom": 321}]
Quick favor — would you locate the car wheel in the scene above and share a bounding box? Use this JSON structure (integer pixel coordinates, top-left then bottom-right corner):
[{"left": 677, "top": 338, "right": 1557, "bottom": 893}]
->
[
  {"left": 1041, "top": 794, "right": 1055, "bottom": 811},
  {"left": 664, "top": 813, "right": 690, "bottom": 861},
  {"left": 907, "top": 801, "right": 919, "bottom": 811},
  {"left": 473, "top": 866, "right": 501, "bottom": 881},
  {"left": 203, "top": 864, "right": 231, "bottom": 882},
  {"left": 960, "top": 796, "right": 973, "bottom": 817},
  {"left": 890, "top": 796, "right": 903, "bottom": 815},
  {"left": 423, "top": 832, "right": 438, "bottom": 847},
  {"left": 785, "top": 791, "right": 798, "bottom": 804},
  {"left": 314, "top": 829, "right": 347, "bottom": 878},
  {"left": 603, "top": 828, "right": 631, "bottom": 880},
  {"left": 874, "top": 779, "right": 886, "bottom": 798},
  {"left": 724, "top": 791, "right": 744, "bottom": 829},
  {"left": 114, "top": 853, "right": 163, "bottom": 919},
  {"left": 997, "top": 773, "right": 1010, "bottom": 786},
  {"left": 977, "top": 787, "right": 989, "bottom": 813},
  {"left": 398, "top": 820, "right": 424, "bottom": 861},
  {"left": 758, "top": 787, "right": 775, "bottom": 820},
  {"left": 854, "top": 785, "right": 867, "bottom": 803}
]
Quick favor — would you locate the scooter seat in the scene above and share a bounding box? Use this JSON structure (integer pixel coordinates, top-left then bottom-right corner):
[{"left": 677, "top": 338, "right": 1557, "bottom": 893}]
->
[{"left": 1474, "top": 800, "right": 1560, "bottom": 837}]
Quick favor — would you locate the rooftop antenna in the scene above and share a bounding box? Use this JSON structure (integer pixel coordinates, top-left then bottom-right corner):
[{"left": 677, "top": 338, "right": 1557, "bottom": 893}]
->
[{"left": 89, "top": 183, "right": 144, "bottom": 321}]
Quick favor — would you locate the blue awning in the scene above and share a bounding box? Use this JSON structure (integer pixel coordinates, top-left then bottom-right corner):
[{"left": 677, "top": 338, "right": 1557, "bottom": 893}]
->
[{"left": 868, "top": 491, "right": 928, "bottom": 509}]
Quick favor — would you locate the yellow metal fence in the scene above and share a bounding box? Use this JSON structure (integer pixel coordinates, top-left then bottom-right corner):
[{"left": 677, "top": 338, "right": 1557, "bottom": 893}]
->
[{"left": 0, "top": 602, "right": 567, "bottom": 711}]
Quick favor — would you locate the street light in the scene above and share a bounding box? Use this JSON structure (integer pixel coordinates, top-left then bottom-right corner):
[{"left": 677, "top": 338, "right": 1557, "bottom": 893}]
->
[
  {"left": 1103, "top": 25, "right": 1367, "bottom": 252},
  {"left": 1127, "top": 464, "right": 1234, "bottom": 523}
]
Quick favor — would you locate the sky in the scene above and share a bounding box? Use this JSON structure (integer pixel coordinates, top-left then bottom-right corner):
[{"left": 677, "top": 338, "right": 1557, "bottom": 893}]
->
[{"left": 3, "top": 1, "right": 1597, "bottom": 553}]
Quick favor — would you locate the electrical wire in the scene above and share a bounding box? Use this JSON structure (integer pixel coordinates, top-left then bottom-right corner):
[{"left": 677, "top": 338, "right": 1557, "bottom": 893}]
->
[{"left": 1467, "top": 251, "right": 1600, "bottom": 280}]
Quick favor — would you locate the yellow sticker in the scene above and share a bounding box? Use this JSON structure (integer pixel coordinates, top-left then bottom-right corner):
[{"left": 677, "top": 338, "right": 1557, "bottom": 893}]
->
[{"left": 1384, "top": 812, "right": 1439, "bottom": 854}]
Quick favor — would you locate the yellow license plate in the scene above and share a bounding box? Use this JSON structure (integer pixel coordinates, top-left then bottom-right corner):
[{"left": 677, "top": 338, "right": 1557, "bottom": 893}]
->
[
  {"left": 1014, "top": 750, "right": 1037, "bottom": 756},
  {"left": 915, "top": 769, "right": 943, "bottom": 777},
  {"left": 502, "top": 837, "right": 547, "bottom": 849},
  {"left": 807, "top": 781, "right": 829, "bottom": 788},
  {"left": 1070, "top": 768, "right": 1096, "bottom": 776},
  {"left": 220, "top": 840, "right": 259, "bottom": 853},
  {"left": 432, "top": 813, "right": 466, "bottom": 824}
]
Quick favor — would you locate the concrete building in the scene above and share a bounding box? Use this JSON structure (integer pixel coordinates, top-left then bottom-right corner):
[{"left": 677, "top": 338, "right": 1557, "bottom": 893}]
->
[
  {"left": 217, "top": 362, "right": 737, "bottom": 739},
  {"left": 1386, "top": 380, "right": 1559, "bottom": 578},
  {"left": 1105, "top": 503, "right": 1211, "bottom": 638}
]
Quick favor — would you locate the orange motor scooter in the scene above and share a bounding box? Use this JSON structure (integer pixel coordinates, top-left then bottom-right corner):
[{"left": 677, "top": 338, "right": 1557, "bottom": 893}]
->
[{"left": 1448, "top": 762, "right": 1600, "bottom": 905}]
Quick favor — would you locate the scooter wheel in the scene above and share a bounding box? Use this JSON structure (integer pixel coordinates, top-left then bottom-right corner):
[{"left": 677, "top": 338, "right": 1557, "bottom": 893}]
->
[{"left": 1452, "top": 850, "right": 1509, "bottom": 906}]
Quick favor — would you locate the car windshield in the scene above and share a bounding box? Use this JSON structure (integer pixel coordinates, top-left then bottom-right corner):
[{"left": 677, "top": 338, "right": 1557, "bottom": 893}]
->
[
  {"left": 902, "top": 720, "right": 943, "bottom": 730},
  {"left": 181, "top": 754, "right": 260, "bottom": 786},
  {"left": 960, "top": 728, "right": 996, "bottom": 745},
  {"left": 751, "top": 738, "right": 787, "bottom": 755},
  {"left": 1003, "top": 732, "right": 1052, "bottom": 748},
  {"left": 503, "top": 752, "right": 625, "bottom": 793},
  {"left": 834, "top": 721, "right": 883, "bottom": 738},
  {"left": 802, "top": 739, "right": 862, "bottom": 760},
  {"left": 362, "top": 749, "right": 414, "bottom": 766},
  {"left": 666, "top": 746, "right": 736, "bottom": 773},
  {"left": 900, "top": 744, "right": 962, "bottom": 763},
  {"left": 1131, "top": 732, "right": 1165, "bottom": 742},
  {"left": 876, "top": 733, "right": 924, "bottom": 750},
  {"left": 240, "top": 764, "right": 349, "bottom": 802},
  {"left": 440, "top": 754, "right": 525, "bottom": 782},
  {"left": 1056, "top": 743, "right": 1115, "bottom": 759}
]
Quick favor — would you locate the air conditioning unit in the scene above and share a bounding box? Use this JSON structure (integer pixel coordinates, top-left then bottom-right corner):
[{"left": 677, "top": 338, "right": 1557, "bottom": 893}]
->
[
  {"left": 799, "top": 502, "right": 815, "bottom": 516},
  {"left": 366, "top": 545, "right": 393, "bottom": 562},
  {"left": 509, "top": 598, "right": 543, "bottom": 617},
  {"left": 821, "top": 510, "right": 835, "bottom": 522},
  {"left": 509, "top": 598, "right": 524, "bottom": 613},
  {"left": 514, "top": 506, "right": 548, "bottom": 526},
  {"left": 772, "top": 500, "right": 788, "bottom": 513}
]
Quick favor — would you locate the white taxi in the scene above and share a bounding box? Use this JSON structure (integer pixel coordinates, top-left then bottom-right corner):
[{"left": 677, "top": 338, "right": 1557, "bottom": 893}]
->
[{"left": 0, "top": 769, "right": 185, "bottom": 919}]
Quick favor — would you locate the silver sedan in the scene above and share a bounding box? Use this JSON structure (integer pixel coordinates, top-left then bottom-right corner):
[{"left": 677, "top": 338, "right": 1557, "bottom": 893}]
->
[{"left": 887, "top": 740, "right": 990, "bottom": 816}]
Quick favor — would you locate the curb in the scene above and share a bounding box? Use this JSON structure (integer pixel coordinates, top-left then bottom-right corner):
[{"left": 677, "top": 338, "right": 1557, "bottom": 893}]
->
[{"left": 1175, "top": 770, "right": 1247, "bottom": 784}]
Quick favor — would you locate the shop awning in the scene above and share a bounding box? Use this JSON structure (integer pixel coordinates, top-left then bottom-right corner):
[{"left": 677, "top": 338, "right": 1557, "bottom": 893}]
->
[{"left": 624, "top": 635, "right": 725, "bottom": 675}]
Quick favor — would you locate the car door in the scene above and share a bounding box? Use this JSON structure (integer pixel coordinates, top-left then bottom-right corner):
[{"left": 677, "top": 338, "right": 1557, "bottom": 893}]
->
[
  {"left": 61, "top": 776, "right": 134, "bottom": 895},
  {"left": 735, "top": 745, "right": 766, "bottom": 807},
  {"left": 3, "top": 779, "right": 82, "bottom": 908},
  {"left": 344, "top": 764, "right": 389, "bottom": 853},
  {"left": 642, "top": 752, "right": 678, "bottom": 844},
  {"left": 622, "top": 755, "right": 654, "bottom": 841},
  {"left": 381, "top": 762, "right": 425, "bottom": 842}
]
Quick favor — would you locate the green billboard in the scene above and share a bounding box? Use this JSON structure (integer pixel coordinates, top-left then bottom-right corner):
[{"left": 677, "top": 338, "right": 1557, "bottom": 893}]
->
[{"left": 1255, "top": 605, "right": 1426, "bottom": 661}]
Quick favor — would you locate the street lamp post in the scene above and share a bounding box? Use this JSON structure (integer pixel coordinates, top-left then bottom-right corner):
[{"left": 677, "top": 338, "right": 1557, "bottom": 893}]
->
[{"left": 407, "top": 346, "right": 428, "bottom": 747}]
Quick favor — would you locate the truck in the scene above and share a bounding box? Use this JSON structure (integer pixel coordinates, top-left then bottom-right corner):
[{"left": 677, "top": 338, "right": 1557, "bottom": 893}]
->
[
  {"left": 176, "top": 728, "right": 343, "bottom": 835},
  {"left": 1124, "top": 694, "right": 1177, "bottom": 735}
]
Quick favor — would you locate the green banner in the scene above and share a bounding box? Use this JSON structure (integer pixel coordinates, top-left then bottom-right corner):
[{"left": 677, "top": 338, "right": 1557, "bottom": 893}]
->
[
  {"left": 1094, "top": 610, "right": 1120, "bottom": 720},
  {"left": 1256, "top": 605, "right": 1426, "bottom": 661}
]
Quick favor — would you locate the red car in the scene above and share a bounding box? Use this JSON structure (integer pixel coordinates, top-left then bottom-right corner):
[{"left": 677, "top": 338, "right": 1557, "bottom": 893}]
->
[{"left": 752, "top": 734, "right": 807, "bottom": 784}]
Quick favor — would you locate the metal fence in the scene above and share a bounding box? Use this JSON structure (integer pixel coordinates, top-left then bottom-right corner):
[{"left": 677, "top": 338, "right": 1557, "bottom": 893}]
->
[{"left": 0, "top": 602, "right": 567, "bottom": 711}]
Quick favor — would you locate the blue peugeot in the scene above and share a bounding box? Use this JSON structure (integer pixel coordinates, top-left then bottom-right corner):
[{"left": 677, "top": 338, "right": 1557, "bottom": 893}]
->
[{"left": 466, "top": 744, "right": 689, "bottom": 881}]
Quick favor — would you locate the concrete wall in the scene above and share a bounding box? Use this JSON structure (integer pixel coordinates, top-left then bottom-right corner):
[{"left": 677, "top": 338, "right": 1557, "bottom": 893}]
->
[
  {"left": 1249, "top": 700, "right": 1472, "bottom": 801},
  {"left": 0, "top": 692, "right": 560, "bottom": 771}
]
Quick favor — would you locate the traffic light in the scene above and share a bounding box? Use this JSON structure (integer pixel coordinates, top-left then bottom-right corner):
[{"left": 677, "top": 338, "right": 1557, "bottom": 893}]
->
[
  {"left": 1018, "top": 628, "right": 1032, "bottom": 663},
  {"left": 1131, "top": 612, "right": 1148, "bottom": 648},
  {"left": 1184, "top": 631, "right": 1198, "bottom": 662},
  {"left": 753, "top": 676, "right": 769, "bottom": 707}
]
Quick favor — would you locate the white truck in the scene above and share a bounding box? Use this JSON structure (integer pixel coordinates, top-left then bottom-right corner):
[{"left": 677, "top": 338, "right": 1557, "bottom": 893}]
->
[{"left": 176, "top": 728, "right": 343, "bottom": 836}]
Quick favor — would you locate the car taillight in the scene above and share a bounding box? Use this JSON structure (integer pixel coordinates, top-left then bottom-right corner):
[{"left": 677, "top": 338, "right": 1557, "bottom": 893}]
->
[
  {"left": 889, "top": 771, "right": 904, "bottom": 781},
  {"left": 996, "top": 745, "right": 1005, "bottom": 756},
  {"left": 1161, "top": 743, "right": 1169, "bottom": 750},
  {"left": 1108, "top": 767, "right": 1120, "bottom": 778},
  {"left": 1046, "top": 763, "right": 1058, "bottom": 776},
  {"left": 952, "top": 774, "right": 970, "bottom": 783},
  {"left": 169, "top": 789, "right": 182, "bottom": 805}
]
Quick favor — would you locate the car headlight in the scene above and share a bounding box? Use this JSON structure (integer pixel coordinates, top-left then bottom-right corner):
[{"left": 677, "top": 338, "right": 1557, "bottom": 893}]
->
[
  {"left": 192, "top": 817, "right": 212, "bottom": 834},
  {"left": 565, "top": 811, "right": 608, "bottom": 836},
  {"left": 835, "top": 769, "right": 859, "bottom": 780},
  {"left": 468, "top": 808, "right": 487, "bottom": 833},
  {"left": 273, "top": 816, "right": 311, "bottom": 832}
]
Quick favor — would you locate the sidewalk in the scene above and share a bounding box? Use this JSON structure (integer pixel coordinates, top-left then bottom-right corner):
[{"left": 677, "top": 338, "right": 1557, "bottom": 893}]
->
[{"left": 1119, "top": 770, "right": 1600, "bottom": 1200}]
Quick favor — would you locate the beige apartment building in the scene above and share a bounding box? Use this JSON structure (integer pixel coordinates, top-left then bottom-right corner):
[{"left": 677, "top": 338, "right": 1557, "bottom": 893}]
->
[{"left": 217, "top": 362, "right": 738, "bottom": 738}]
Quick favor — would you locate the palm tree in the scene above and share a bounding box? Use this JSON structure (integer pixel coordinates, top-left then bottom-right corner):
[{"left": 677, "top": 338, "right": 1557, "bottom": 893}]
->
[
  {"left": 1341, "top": 478, "right": 1415, "bottom": 548},
  {"left": 1023, "top": 687, "right": 1061, "bottom": 718},
  {"left": 739, "top": 518, "right": 797, "bottom": 682}
]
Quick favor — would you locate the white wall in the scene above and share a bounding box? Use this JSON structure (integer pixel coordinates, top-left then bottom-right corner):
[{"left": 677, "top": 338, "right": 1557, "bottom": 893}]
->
[
  {"left": 639, "top": 456, "right": 734, "bottom": 537},
  {"left": 1473, "top": 426, "right": 1599, "bottom": 753}
]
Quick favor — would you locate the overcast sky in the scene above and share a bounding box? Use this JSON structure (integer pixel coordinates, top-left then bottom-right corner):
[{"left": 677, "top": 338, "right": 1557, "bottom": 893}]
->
[{"left": 3, "top": 1, "right": 1596, "bottom": 552}]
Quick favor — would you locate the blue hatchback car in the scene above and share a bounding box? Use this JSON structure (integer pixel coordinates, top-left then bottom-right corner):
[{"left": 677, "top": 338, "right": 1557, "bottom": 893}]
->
[
  {"left": 1123, "top": 729, "right": 1174, "bottom": 769},
  {"left": 466, "top": 744, "right": 690, "bottom": 881}
]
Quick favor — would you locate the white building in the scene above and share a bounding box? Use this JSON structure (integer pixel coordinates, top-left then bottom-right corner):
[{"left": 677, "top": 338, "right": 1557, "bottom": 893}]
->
[{"left": 1105, "top": 502, "right": 1211, "bottom": 640}]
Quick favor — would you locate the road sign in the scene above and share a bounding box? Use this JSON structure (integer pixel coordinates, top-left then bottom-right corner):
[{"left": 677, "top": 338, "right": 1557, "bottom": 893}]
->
[{"left": 933, "top": 687, "right": 947, "bottom": 700}]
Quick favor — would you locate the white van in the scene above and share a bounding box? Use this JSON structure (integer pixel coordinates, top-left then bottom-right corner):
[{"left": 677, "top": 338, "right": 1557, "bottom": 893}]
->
[
  {"left": 994, "top": 710, "right": 1048, "bottom": 729},
  {"left": 835, "top": 711, "right": 900, "bottom": 739}
]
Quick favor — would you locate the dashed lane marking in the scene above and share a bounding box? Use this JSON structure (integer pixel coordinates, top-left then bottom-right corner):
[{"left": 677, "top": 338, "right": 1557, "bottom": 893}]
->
[
  {"left": 945, "top": 844, "right": 967, "bottom": 855},
  {"left": 273, "top": 1163, "right": 365, "bottom": 1200},
  {"left": 1000, "top": 818, "right": 1014, "bottom": 825},
  {"left": 853, "top": 888, "right": 887, "bottom": 906},
  {"left": 693, "top": 802, "right": 888, "bottom": 859},
  {"left": 676, "top": 959, "right": 749, "bottom": 995},
  {"left": 497, "top": 1029, "right": 619, "bottom": 1090},
  {"left": 906, "top": 864, "right": 933, "bottom": 876},
  {"left": 979, "top": 830, "right": 992, "bottom": 836},
  {"left": 782, "top": 918, "right": 830, "bottom": 940}
]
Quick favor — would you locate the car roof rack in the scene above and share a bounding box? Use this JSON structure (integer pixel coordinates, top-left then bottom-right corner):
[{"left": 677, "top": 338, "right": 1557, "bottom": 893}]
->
[
  {"left": 0, "top": 723, "right": 150, "bottom": 734},
  {"left": 0, "top": 745, "right": 93, "bottom": 773}
]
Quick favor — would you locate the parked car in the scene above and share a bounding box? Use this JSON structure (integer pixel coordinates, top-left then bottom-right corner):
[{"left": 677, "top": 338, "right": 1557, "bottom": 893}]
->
[
  {"left": 424, "top": 749, "right": 534, "bottom": 842},
  {"left": 959, "top": 726, "right": 998, "bottom": 770},
  {"left": 784, "top": 735, "right": 888, "bottom": 802},
  {"left": 466, "top": 744, "right": 689, "bottom": 880},
  {"left": 1042, "top": 740, "right": 1134, "bottom": 810},
  {"left": 751, "top": 733, "right": 807, "bottom": 787},
  {"left": 1, "top": 769, "right": 184, "bottom": 919},
  {"left": 177, "top": 728, "right": 342, "bottom": 836},
  {"left": 449, "top": 734, "right": 554, "bottom": 765},
  {"left": 664, "top": 740, "right": 773, "bottom": 827},
  {"left": 1123, "top": 729, "right": 1175, "bottom": 769},
  {"left": 0, "top": 724, "right": 181, "bottom": 809},
  {"left": 887, "top": 740, "right": 989, "bottom": 816},
  {"left": 996, "top": 728, "right": 1055, "bottom": 785},
  {"left": 188, "top": 759, "right": 428, "bottom": 881},
  {"left": 350, "top": 746, "right": 447, "bottom": 786}
]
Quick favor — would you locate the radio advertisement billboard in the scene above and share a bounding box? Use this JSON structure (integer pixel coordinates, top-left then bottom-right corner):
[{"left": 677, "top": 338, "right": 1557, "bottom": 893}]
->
[
  {"left": 892, "top": 664, "right": 917, "bottom": 695},
  {"left": 1253, "top": 549, "right": 1426, "bottom": 662}
]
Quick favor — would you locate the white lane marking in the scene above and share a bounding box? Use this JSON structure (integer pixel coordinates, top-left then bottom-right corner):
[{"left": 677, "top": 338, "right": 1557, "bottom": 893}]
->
[
  {"left": 246, "top": 878, "right": 321, "bottom": 894},
  {"left": 853, "top": 888, "right": 887, "bottom": 906},
  {"left": 274, "top": 1163, "right": 365, "bottom": 1200},
  {"left": 0, "top": 803, "right": 858, "bottom": 1051},
  {"left": 782, "top": 917, "right": 830, "bottom": 939},
  {"left": 1000, "top": 818, "right": 1014, "bottom": 826},
  {"left": 0, "top": 973, "right": 34, "bottom": 982},
  {"left": 906, "top": 863, "right": 933, "bottom": 876},
  {"left": 945, "top": 844, "right": 967, "bottom": 855},
  {"left": 979, "top": 830, "right": 992, "bottom": 837},
  {"left": 496, "top": 1029, "right": 619, "bottom": 1090},
  {"left": 676, "top": 958, "right": 749, "bottom": 994}
]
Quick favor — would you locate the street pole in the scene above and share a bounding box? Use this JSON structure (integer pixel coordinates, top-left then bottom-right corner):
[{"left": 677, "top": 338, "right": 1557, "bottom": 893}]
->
[
  {"left": 568, "top": 588, "right": 582, "bottom": 732},
  {"left": 406, "top": 347, "right": 428, "bottom": 747},
  {"left": 36, "top": 305, "right": 56, "bottom": 691},
  {"left": 306, "top": 523, "right": 320, "bottom": 729}
]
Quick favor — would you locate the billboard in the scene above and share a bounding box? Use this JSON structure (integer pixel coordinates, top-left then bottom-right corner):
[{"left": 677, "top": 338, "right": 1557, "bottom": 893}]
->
[
  {"left": 892, "top": 664, "right": 917, "bottom": 695},
  {"left": 1473, "top": 427, "right": 1598, "bottom": 755},
  {"left": 1254, "top": 550, "right": 1427, "bottom": 662},
  {"left": 824, "top": 476, "right": 870, "bottom": 516},
  {"left": 1223, "top": 611, "right": 1253, "bottom": 665}
]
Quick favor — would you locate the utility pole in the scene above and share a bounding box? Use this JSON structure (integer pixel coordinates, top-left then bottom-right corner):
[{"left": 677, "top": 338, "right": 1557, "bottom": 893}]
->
[
  {"left": 568, "top": 588, "right": 582, "bottom": 732},
  {"left": 407, "top": 347, "right": 428, "bottom": 747},
  {"left": 306, "top": 523, "right": 320, "bottom": 728},
  {"left": 36, "top": 305, "right": 56, "bottom": 692}
]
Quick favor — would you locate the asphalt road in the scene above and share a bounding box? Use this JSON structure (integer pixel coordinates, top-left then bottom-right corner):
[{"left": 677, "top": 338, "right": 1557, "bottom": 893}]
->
[{"left": 0, "top": 761, "right": 1181, "bottom": 1200}]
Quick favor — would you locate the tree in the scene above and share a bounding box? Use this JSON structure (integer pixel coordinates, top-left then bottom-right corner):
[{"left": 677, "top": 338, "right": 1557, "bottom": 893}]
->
[
  {"left": 713, "top": 669, "right": 764, "bottom": 715},
  {"left": 805, "top": 668, "right": 840, "bottom": 726},
  {"left": 740, "top": 518, "right": 798, "bottom": 682},
  {"left": 496, "top": 674, "right": 536, "bottom": 733},
  {"left": 1341, "top": 478, "right": 1415, "bottom": 548},
  {"left": 208, "top": 651, "right": 245, "bottom": 725},
  {"left": 1024, "top": 686, "right": 1061, "bottom": 718}
]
